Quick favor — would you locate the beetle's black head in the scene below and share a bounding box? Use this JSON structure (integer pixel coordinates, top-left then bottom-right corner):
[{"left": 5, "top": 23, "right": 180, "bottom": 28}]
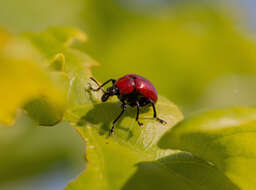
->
[{"left": 101, "top": 86, "right": 119, "bottom": 102}]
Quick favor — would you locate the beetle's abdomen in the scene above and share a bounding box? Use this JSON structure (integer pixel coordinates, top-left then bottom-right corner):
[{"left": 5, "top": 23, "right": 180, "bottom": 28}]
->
[
  {"left": 115, "top": 76, "right": 135, "bottom": 95},
  {"left": 116, "top": 74, "right": 158, "bottom": 103},
  {"left": 128, "top": 74, "right": 158, "bottom": 103}
]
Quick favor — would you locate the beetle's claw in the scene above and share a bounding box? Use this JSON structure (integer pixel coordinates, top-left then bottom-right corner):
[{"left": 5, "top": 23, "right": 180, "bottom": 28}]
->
[
  {"left": 137, "top": 121, "right": 143, "bottom": 126},
  {"left": 156, "top": 117, "right": 167, "bottom": 125},
  {"left": 108, "top": 127, "right": 114, "bottom": 136}
]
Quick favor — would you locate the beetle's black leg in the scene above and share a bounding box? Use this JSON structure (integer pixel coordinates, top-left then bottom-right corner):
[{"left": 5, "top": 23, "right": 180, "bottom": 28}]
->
[
  {"left": 136, "top": 101, "right": 143, "bottom": 126},
  {"left": 109, "top": 103, "right": 127, "bottom": 136},
  {"left": 89, "top": 77, "right": 116, "bottom": 93},
  {"left": 151, "top": 101, "right": 167, "bottom": 125}
]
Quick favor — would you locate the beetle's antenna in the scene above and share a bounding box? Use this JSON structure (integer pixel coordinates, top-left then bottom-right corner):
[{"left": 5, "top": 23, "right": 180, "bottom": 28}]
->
[
  {"left": 90, "top": 77, "right": 100, "bottom": 86},
  {"left": 89, "top": 77, "right": 106, "bottom": 93}
]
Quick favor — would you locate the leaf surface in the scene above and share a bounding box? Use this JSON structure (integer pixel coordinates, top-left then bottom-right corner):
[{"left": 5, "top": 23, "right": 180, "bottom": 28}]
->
[
  {"left": 159, "top": 107, "right": 256, "bottom": 190},
  {"left": 25, "top": 28, "right": 240, "bottom": 190},
  {"left": 0, "top": 29, "right": 65, "bottom": 125},
  {"left": 0, "top": 27, "right": 243, "bottom": 190},
  {"left": 64, "top": 92, "right": 238, "bottom": 190},
  {"left": 23, "top": 27, "right": 95, "bottom": 125}
]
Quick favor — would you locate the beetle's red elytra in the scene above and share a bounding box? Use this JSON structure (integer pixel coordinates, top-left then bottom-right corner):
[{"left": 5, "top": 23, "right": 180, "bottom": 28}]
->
[
  {"left": 89, "top": 74, "right": 166, "bottom": 135},
  {"left": 116, "top": 74, "right": 158, "bottom": 103}
]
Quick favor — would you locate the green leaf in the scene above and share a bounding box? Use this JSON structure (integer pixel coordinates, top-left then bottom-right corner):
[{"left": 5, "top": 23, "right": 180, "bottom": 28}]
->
[
  {"left": 64, "top": 92, "right": 237, "bottom": 190},
  {"left": 24, "top": 27, "right": 96, "bottom": 102},
  {"left": 0, "top": 27, "right": 93, "bottom": 126},
  {"left": 159, "top": 107, "right": 256, "bottom": 190},
  {"left": 0, "top": 29, "right": 65, "bottom": 125},
  {"left": 23, "top": 26, "right": 87, "bottom": 59},
  {"left": 26, "top": 27, "right": 229, "bottom": 189},
  {"left": 23, "top": 27, "right": 240, "bottom": 190},
  {"left": 23, "top": 26, "right": 95, "bottom": 125},
  {"left": 123, "top": 152, "right": 238, "bottom": 190},
  {"left": 64, "top": 96, "right": 182, "bottom": 190},
  {"left": 2, "top": 27, "right": 241, "bottom": 190},
  {"left": 24, "top": 97, "right": 64, "bottom": 126},
  {"left": 0, "top": 26, "right": 94, "bottom": 188}
]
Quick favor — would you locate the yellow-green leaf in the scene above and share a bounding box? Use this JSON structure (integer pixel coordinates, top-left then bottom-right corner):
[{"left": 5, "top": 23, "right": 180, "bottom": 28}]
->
[
  {"left": 24, "top": 27, "right": 97, "bottom": 108},
  {"left": 64, "top": 88, "right": 238, "bottom": 190},
  {"left": 0, "top": 30, "right": 65, "bottom": 125},
  {"left": 23, "top": 26, "right": 87, "bottom": 59},
  {"left": 2, "top": 27, "right": 241, "bottom": 190},
  {"left": 23, "top": 27, "right": 95, "bottom": 125},
  {"left": 159, "top": 107, "right": 256, "bottom": 190}
]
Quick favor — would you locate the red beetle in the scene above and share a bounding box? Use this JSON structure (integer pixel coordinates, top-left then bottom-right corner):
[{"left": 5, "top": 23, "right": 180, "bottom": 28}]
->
[{"left": 89, "top": 74, "right": 166, "bottom": 135}]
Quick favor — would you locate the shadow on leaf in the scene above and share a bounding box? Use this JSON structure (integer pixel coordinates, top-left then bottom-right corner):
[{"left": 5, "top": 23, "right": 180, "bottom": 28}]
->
[
  {"left": 77, "top": 101, "right": 150, "bottom": 137},
  {"left": 122, "top": 152, "right": 239, "bottom": 190}
]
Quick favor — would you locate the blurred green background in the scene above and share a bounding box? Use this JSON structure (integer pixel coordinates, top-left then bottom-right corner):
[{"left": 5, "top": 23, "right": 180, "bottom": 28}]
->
[{"left": 1, "top": 0, "right": 256, "bottom": 189}]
